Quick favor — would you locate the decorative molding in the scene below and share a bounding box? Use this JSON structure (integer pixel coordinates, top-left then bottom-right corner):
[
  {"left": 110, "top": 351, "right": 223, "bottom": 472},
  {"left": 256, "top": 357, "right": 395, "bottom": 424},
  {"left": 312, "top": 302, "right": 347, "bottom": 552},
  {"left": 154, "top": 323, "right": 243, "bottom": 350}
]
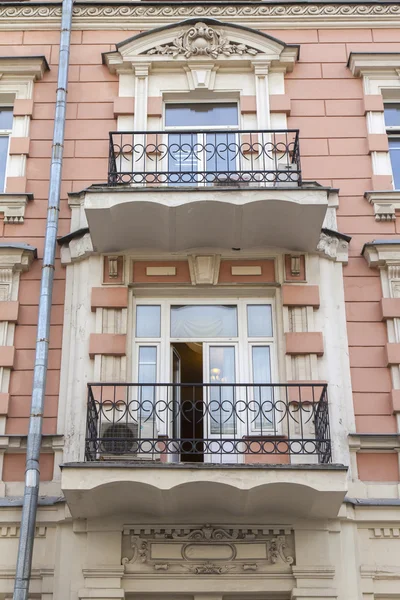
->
[
  {"left": 184, "top": 64, "right": 218, "bottom": 91},
  {"left": 122, "top": 525, "right": 294, "bottom": 575},
  {"left": 104, "top": 17, "right": 298, "bottom": 74},
  {"left": 316, "top": 231, "right": 349, "bottom": 264},
  {"left": 348, "top": 52, "right": 400, "bottom": 77},
  {"left": 60, "top": 232, "right": 94, "bottom": 265},
  {"left": 363, "top": 241, "right": 400, "bottom": 268},
  {"left": 0, "top": 193, "right": 32, "bottom": 224},
  {"left": 188, "top": 254, "right": 221, "bottom": 285},
  {"left": 370, "top": 528, "right": 400, "bottom": 538},
  {"left": 365, "top": 191, "right": 400, "bottom": 222},
  {"left": 0, "top": 56, "right": 48, "bottom": 79},
  {"left": 360, "top": 564, "right": 400, "bottom": 580},
  {"left": 145, "top": 22, "right": 259, "bottom": 58},
  {"left": 0, "top": 526, "right": 46, "bottom": 538},
  {"left": 4, "top": 4, "right": 400, "bottom": 30},
  {"left": 348, "top": 433, "right": 400, "bottom": 451},
  {"left": 0, "top": 243, "right": 36, "bottom": 273}
]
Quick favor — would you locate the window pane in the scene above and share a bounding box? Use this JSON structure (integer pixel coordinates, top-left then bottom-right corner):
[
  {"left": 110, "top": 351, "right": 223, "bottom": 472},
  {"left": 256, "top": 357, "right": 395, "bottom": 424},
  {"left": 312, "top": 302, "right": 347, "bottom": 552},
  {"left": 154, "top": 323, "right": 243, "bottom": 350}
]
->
[
  {"left": 165, "top": 103, "right": 238, "bottom": 127},
  {"left": 206, "top": 132, "right": 236, "bottom": 173},
  {"left": 138, "top": 346, "right": 157, "bottom": 383},
  {"left": 171, "top": 305, "right": 237, "bottom": 337},
  {"left": 389, "top": 139, "right": 400, "bottom": 189},
  {"left": 384, "top": 104, "right": 400, "bottom": 127},
  {"left": 247, "top": 305, "right": 273, "bottom": 337},
  {"left": 138, "top": 346, "right": 157, "bottom": 412},
  {"left": 209, "top": 346, "right": 236, "bottom": 434},
  {"left": 0, "top": 136, "right": 9, "bottom": 192},
  {"left": 168, "top": 132, "right": 198, "bottom": 185},
  {"left": 252, "top": 346, "right": 273, "bottom": 430},
  {"left": 0, "top": 108, "right": 13, "bottom": 130},
  {"left": 136, "top": 305, "right": 161, "bottom": 337},
  {"left": 252, "top": 346, "right": 271, "bottom": 384}
]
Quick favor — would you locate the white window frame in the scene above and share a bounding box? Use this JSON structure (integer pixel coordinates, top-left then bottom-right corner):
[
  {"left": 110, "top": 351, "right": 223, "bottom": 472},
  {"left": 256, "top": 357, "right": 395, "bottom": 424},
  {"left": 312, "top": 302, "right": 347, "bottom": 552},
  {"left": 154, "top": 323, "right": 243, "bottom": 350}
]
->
[
  {"left": 384, "top": 100, "right": 400, "bottom": 190},
  {"left": 132, "top": 297, "right": 279, "bottom": 457},
  {"left": 163, "top": 100, "right": 241, "bottom": 186},
  {"left": 0, "top": 104, "right": 13, "bottom": 193}
]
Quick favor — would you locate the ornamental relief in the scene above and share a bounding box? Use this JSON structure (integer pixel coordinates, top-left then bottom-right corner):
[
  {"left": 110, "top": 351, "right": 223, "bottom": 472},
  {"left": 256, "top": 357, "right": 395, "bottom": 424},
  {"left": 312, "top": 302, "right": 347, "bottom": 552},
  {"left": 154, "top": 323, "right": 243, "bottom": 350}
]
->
[
  {"left": 145, "top": 22, "right": 259, "bottom": 58},
  {"left": 122, "top": 525, "right": 295, "bottom": 575}
]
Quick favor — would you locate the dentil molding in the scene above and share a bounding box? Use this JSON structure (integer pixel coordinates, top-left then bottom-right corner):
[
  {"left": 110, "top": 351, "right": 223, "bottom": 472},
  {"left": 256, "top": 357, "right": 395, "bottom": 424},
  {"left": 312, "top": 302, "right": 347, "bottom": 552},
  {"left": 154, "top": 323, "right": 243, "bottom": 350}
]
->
[
  {"left": 3, "top": 3, "right": 400, "bottom": 30},
  {"left": 0, "top": 193, "right": 33, "bottom": 223},
  {"left": 365, "top": 191, "right": 400, "bottom": 222}
]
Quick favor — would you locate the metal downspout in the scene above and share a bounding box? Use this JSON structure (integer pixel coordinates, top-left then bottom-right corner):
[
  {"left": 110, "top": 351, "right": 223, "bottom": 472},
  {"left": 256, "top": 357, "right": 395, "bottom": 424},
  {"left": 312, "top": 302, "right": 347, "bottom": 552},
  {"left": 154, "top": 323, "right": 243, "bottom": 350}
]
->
[{"left": 13, "top": 1, "right": 74, "bottom": 598}]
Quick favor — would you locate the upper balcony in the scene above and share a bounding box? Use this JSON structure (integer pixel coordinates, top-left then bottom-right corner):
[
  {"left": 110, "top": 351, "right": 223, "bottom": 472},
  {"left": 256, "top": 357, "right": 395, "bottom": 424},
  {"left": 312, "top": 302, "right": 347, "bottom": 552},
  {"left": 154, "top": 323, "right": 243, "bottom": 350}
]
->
[
  {"left": 75, "top": 127, "right": 337, "bottom": 253},
  {"left": 108, "top": 129, "right": 302, "bottom": 187}
]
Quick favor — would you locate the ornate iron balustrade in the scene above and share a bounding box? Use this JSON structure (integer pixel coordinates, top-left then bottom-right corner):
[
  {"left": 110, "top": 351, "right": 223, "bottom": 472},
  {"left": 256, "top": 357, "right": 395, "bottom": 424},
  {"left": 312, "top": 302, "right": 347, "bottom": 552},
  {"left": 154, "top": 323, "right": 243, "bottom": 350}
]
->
[
  {"left": 108, "top": 129, "right": 302, "bottom": 186},
  {"left": 85, "top": 383, "right": 331, "bottom": 463}
]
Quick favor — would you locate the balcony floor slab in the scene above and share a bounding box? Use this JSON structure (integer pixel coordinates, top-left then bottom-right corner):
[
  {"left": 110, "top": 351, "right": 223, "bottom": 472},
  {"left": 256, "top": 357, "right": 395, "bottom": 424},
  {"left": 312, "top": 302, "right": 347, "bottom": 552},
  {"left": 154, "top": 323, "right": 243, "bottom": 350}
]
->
[
  {"left": 61, "top": 462, "right": 348, "bottom": 522},
  {"left": 76, "top": 185, "right": 336, "bottom": 253}
]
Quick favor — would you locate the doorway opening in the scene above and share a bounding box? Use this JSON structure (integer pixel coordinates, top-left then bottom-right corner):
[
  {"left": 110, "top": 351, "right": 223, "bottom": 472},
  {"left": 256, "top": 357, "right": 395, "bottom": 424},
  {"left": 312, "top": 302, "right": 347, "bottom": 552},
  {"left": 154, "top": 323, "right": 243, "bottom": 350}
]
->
[{"left": 172, "top": 342, "right": 204, "bottom": 463}]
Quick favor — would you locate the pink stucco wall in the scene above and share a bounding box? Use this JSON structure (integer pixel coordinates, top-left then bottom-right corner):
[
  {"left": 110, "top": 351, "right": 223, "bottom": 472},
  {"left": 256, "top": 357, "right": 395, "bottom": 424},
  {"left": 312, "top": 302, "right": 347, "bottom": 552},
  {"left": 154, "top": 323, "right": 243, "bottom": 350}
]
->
[{"left": 2, "top": 25, "right": 399, "bottom": 480}]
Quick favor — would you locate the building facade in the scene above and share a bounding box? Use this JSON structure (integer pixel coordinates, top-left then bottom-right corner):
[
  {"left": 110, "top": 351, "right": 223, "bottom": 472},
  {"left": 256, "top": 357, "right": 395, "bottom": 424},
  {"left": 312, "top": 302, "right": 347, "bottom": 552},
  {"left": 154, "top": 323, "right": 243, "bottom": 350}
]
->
[{"left": 1, "top": 1, "right": 400, "bottom": 599}]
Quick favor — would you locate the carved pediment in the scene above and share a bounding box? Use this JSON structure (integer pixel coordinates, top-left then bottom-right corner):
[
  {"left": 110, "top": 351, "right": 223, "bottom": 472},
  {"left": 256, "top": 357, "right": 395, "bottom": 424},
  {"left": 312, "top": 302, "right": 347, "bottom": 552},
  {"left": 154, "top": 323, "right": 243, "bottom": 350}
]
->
[
  {"left": 104, "top": 18, "right": 299, "bottom": 73},
  {"left": 121, "top": 524, "right": 295, "bottom": 575},
  {"left": 145, "top": 22, "right": 259, "bottom": 59}
]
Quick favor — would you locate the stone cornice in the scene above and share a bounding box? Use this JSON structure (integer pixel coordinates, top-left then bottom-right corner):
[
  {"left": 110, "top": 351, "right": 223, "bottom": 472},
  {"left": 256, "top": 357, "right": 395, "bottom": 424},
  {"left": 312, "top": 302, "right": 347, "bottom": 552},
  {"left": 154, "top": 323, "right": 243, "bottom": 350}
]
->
[
  {"left": 365, "top": 190, "right": 400, "bottom": 222},
  {"left": 0, "top": 243, "right": 37, "bottom": 271},
  {"left": 2, "top": 3, "right": 400, "bottom": 30},
  {"left": 0, "top": 193, "right": 33, "bottom": 223},
  {"left": 0, "top": 56, "right": 49, "bottom": 79},
  {"left": 362, "top": 240, "right": 400, "bottom": 268},
  {"left": 348, "top": 52, "right": 400, "bottom": 77}
]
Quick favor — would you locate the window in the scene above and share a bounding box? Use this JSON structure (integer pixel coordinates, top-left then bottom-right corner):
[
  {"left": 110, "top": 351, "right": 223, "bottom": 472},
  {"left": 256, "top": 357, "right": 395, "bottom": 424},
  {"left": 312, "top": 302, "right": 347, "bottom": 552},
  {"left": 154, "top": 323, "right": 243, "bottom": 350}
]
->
[
  {"left": 164, "top": 103, "right": 239, "bottom": 185},
  {"left": 0, "top": 107, "right": 12, "bottom": 192},
  {"left": 384, "top": 103, "right": 400, "bottom": 189}
]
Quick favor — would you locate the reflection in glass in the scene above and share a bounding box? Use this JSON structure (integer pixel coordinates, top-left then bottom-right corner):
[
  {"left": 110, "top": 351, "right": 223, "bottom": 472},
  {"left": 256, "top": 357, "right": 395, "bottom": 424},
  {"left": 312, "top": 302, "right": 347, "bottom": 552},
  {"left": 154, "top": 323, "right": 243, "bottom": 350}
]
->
[
  {"left": 165, "top": 103, "right": 238, "bottom": 127},
  {"left": 205, "top": 132, "right": 236, "bottom": 174},
  {"left": 247, "top": 305, "right": 273, "bottom": 337},
  {"left": 168, "top": 133, "right": 199, "bottom": 185},
  {"left": 0, "top": 108, "right": 13, "bottom": 130},
  {"left": 389, "top": 138, "right": 400, "bottom": 189},
  {"left": 252, "top": 346, "right": 273, "bottom": 430},
  {"left": 171, "top": 305, "right": 238, "bottom": 338},
  {"left": 384, "top": 104, "right": 400, "bottom": 127},
  {"left": 138, "top": 346, "right": 157, "bottom": 415},
  {"left": 0, "top": 136, "right": 8, "bottom": 193},
  {"left": 136, "top": 305, "right": 161, "bottom": 338},
  {"left": 208, "top": 346, "right": 236, "bottom": 435}
]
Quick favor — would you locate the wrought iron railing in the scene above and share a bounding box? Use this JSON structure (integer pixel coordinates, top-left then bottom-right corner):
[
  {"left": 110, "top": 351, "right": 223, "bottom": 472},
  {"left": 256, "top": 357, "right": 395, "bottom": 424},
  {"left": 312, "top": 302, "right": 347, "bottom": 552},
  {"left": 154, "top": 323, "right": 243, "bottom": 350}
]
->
[
  {"left": 108, "top": 129, "right": 302, "bottom": 186},
  {"left": 85, "top": 383, "right": 331, "bottom": 463}
]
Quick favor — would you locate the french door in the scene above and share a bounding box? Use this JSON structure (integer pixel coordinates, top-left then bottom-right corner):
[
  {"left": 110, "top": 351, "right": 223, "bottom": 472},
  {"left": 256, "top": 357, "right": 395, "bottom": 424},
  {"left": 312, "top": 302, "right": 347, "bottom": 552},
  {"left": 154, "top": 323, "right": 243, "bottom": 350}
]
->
[{"left": 133, "top": 299, "right": 276, "bottom": 463}]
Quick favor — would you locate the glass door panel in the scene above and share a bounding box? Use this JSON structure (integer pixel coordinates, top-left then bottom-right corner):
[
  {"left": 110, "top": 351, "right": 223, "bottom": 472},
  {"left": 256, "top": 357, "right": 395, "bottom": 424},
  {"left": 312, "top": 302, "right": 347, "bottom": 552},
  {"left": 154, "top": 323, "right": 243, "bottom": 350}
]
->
[
  {"left": 137, "top": 345, "right": 158, "bottom": 453},
  {"left": 251, "top": 345, "right": 274, "bottom": 433},
  {"left": 204, "top": 344, "right": 238, "bottom": 463},
  {"left": 170, "top": 346, "right": 181, "bottom": 462},
  {"left": 168, "top": 132, "right": 199, "bottom": 185},
  {"left": 165, "top": 103, "right": 239, "bottom": 186}
]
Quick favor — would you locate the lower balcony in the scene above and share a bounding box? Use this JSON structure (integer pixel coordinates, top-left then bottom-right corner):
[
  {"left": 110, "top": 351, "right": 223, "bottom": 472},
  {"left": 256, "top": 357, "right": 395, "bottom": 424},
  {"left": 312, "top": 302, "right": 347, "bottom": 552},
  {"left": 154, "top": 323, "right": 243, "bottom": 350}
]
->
[
  {"left": 85, "top": 382, "right": 331, "bottom": 464},
  {"left": 61, "top": 383, "right": 348, "bottom": 521}
]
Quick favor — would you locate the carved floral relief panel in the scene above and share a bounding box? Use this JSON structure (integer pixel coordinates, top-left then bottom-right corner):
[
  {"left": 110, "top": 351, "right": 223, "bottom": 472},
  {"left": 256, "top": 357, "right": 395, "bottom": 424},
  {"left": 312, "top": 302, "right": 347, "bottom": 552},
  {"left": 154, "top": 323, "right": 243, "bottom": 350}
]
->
[{"left": 122, "top": 524, "right": 295, "bottom": 575}]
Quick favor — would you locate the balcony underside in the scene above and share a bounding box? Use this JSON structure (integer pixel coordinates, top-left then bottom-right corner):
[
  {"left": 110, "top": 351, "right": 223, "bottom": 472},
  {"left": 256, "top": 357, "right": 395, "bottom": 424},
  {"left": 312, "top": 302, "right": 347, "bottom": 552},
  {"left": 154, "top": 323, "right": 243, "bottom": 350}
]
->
[
  {"left": 81, "top": 185, "right": 331, "bottom": 253},
  {"left": 61, "top": 463, "right": 347, "bottom": 521}
]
